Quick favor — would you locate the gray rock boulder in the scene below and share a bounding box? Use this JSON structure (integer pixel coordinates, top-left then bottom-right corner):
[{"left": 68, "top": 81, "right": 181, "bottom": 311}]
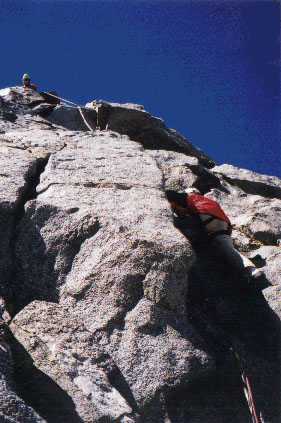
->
[
  {"left": 205, "top": 185, "right": 281, "bottom": 247},
  {"left": 13, "top": 131, "right": 195, "bottom": 313},
  {"left": 0, "top": 142, "right": 38, "bottom": 296},
  {"left": 10, "top": 301, "right": 135, "bottom": 423},
  {"left": 45, "top": 105, "right": 97, "bottom": 131},
  {"left": 149, "top": 150, "right": 221, "bottom": 192},
  {"left": 212, "top": 163, "right": 281, "bottom": 199},
  {"left": 10, "top": 127, "right": 215, "bottom": 421},
  {"left": 0, "top": 340, "right": 47, "bottom": 423},
  {"left": 0, "top": 88, "right": 70, "bottom": 300},
  {"left": 0, "top": 86, "right": 280, "bottom": 422},
  {"left": 109, "top": 298, "right": 214, "bottom": 407},
  {"left": 85, "top": 100, "right": 215, "bottom": 167},
  {"left": 0, "top": 298, "right": 46, "bottom": 423}
]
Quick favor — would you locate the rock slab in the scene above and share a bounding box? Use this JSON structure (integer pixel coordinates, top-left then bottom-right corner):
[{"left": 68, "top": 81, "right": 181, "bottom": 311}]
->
[{"left": 0, "top": 87, "right": 280, "bottom": 423}]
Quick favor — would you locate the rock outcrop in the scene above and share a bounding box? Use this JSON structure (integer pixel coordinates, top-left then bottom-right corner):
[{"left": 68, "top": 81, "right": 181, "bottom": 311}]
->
[{"left": 0, "top": 86, "right": 280, "bottom": 423}]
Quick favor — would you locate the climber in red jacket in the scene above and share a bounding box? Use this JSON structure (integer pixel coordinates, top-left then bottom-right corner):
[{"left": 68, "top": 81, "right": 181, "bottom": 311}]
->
[
  {"left": 166, "top": 188, "right": 265, "bottom": 283},
  {"left": 22, "top": 74, "right": 37, "bottom": 91}
]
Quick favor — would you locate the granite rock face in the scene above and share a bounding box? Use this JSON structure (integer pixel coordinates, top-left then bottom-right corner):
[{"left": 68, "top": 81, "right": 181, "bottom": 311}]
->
[{"left": 0, "top": 87, "right": 280, "bottom": 423}]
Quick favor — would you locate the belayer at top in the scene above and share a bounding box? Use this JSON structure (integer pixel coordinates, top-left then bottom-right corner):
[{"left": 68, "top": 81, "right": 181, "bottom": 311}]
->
[{"left": 22, "top": 74, "right": 37, "bottom": 91}]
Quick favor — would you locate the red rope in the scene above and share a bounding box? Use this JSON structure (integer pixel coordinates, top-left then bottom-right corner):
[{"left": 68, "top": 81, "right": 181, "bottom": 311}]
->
[{"left": 233, "top": 349, "right": 261, "bottom": 423}]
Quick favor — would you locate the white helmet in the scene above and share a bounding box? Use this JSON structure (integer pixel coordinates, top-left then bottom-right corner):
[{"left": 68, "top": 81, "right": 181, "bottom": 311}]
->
[{"left": 185, "top": 188, "right": 201, "bottom": 194}]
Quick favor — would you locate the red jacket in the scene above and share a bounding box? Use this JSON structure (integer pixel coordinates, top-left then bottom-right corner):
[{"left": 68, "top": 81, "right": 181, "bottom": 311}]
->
[
  {"left": 171, "top": 193, "right": 231, "bottom": 225},
  {"left": 24, "top": 84, "right": 37, "bottom": 91}
]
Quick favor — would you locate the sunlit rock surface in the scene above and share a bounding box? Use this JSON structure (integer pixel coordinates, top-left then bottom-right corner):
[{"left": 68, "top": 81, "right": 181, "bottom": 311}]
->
[{"left": 0, "top": 87, "right": 280, "bottom": 423}]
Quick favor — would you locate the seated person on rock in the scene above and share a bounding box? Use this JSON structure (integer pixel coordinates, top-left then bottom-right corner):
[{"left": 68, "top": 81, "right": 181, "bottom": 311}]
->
[
  {"left": 166, "top": 187, "right": 265, "bottom": 284},
  {"left": 22, "top": 74, "right": 37, "bottom": 91}
]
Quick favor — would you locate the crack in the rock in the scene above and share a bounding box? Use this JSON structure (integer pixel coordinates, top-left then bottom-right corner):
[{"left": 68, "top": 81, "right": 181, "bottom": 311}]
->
[
  {"left": 1, "top": 92, "right": 280, "bottom": 422},
  {"left": 83, "top": 182, "right": 132, "bottom": 189},
  {"left": 36, "top": 182, "right": 64, "bottom": 195},
  {"left": 6, "top": 155, "right": 51, "bottom": 316},
  {"left": 0, "top": 144, "right": 28, "bottom": 151},
  {"left": 11, "top": 155, "right": 51, "bottom": 236},
  {"left": 37, "top": 181, "right": 158, "bottom": 195},
  {"left": 59, "top": 142, "right": 68, "bottom": 151}
]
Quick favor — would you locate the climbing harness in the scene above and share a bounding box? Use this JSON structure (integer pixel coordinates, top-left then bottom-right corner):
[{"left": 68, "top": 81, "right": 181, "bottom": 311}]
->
[
  {"left": 201, "top": 216, "right": 218, "bottom": 226},
  {"left": 44, "top": 92, "right": 96, "bottom": 132}
]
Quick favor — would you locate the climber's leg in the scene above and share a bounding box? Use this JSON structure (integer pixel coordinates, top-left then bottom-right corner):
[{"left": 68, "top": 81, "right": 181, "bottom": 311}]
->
[{"left": 210, "top": 234, "right": 263, "bottom": 280}]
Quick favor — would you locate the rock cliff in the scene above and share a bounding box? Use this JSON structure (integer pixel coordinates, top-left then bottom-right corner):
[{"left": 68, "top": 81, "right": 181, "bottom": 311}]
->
[{"left": 0, "top": 87, "right": 280, "bottom": 423}]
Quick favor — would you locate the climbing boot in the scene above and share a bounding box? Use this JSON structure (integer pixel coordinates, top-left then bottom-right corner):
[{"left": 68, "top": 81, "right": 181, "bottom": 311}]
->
[
  {"left": 245, "top": 267, "right": 271, "bottom": 290},
  {"left": 250, "top": 268, "right": 264, "bottom": 280}
]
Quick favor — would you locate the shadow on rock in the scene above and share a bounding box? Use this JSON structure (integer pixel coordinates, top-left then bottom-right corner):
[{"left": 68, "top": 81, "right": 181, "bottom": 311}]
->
[
  {"left": 10, "top": 213, "right": 59, "bottom": 316},
  {"left": 9, "top": 330, "right": 83, "bottom": 423},
  {"left": 183, "top": 226, "right": 281, "bottom": 423},
  {"left": 11, "top": 203, "right": 100, "bottom": 316},
  {"left": 108, "top": 366, "right": 139, "bottom": 412},
  {"left": 164, "top": 369, "right": 252, "bottom": 423}
]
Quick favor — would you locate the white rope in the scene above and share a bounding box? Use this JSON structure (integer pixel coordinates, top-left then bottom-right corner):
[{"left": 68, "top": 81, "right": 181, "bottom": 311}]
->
[
  {"left": 44, "top": 92, "right": 96, "bottom": 131},
  {"left": 78, "top": 106, "right": 95, "bottom": 132},
  {"left": 44, "top": 92, "right": 79, "bottom": 107}
]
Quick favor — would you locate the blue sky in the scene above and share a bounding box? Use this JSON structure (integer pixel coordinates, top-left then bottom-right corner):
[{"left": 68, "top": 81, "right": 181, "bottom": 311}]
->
[{"left": 1, "top": 0, "right": 280, "bottom": 177}]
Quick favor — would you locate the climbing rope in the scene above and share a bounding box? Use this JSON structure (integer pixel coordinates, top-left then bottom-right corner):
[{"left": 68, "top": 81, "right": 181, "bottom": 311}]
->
[
  {"left": 231, "top": 347, "right": 262, "bottom": 423},
  {"left": 43, "top": 92, "right": 79, "bottom": 107},
  {"left": 44, "top": 92, "right": 96, "bottom": 132},
  {"left": 77, "top": 106, "right": 95, "bottom": 132},
  {"left": 205, "top": 305, "right": 263, "bottom": 423}
]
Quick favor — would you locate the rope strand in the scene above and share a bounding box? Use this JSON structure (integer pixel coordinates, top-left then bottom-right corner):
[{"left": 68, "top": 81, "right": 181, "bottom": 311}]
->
[
  {"left": 78, "top": 106, "right": 95, "bottom": 132},
  {"left": 43, "top": 92, "right": 96, "bottom": 132}
]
